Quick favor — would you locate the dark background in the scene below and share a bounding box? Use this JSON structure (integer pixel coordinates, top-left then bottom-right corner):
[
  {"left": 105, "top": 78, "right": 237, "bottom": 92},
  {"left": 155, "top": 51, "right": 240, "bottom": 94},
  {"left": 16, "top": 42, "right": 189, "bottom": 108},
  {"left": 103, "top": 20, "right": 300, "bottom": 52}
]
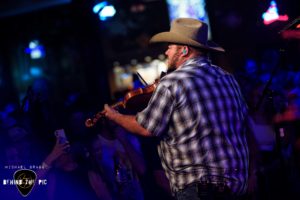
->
[
  {"left": 0, "top": 1, "right": 300, "bottom": 199},
  {"left": 0, "top": 0, "right": 299, "bottom": 110}
]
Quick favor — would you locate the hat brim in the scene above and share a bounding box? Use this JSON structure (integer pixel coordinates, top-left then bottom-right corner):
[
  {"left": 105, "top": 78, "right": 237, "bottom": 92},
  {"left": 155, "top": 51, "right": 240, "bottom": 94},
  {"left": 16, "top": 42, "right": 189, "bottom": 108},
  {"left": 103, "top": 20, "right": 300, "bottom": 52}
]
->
[{"left": 149, "top": 32, "right": 225, "bottom": 53}]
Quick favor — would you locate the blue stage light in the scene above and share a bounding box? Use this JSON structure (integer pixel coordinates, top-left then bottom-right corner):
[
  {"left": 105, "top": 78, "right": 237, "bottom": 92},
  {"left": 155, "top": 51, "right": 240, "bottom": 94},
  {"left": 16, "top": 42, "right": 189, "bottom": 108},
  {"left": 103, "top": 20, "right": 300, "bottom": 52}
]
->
[
  {"left": 25, "top": 40, "right": 45, "bottom": 59},
  {"left": 93, "top": 1, "right": 116, "bottom": 21},
  {"left": 93, "top": 1, "right": 108, "bottom": 14},
  {"left": 30, "top": 67, "right": 43, "bottom": 77},
  {"left": 99, "top": 5, "right": 116, "bottom": 21}
]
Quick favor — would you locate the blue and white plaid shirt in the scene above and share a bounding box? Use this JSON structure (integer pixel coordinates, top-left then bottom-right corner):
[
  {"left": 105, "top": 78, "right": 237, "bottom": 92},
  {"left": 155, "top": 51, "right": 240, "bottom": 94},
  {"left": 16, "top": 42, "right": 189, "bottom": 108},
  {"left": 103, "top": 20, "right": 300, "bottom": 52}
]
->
[{"left": 136, "top": 56, "right": 249, "bottom": 195}]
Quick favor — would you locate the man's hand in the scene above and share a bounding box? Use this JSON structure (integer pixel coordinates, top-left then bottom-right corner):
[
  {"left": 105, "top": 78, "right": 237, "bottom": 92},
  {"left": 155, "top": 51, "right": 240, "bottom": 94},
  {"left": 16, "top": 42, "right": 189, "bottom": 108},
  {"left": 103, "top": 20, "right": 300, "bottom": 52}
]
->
[{"left": 103, "top": 104, "right": 120, "bottom": 122}]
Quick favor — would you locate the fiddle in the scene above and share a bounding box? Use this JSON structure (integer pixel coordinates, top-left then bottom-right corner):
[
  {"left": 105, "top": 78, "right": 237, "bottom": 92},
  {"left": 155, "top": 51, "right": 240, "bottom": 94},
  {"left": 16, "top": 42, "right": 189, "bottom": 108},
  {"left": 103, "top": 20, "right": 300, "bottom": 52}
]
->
[{"left": 85, "top": 80, "right": 159, "bottom": 128}]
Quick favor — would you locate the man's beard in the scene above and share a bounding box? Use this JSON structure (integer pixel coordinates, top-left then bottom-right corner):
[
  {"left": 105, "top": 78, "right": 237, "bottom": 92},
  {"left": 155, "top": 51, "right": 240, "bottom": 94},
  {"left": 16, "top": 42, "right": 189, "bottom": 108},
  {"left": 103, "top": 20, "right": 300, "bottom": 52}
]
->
[{"left": 167, "top": 52, "right": 180, "bottom": 73}]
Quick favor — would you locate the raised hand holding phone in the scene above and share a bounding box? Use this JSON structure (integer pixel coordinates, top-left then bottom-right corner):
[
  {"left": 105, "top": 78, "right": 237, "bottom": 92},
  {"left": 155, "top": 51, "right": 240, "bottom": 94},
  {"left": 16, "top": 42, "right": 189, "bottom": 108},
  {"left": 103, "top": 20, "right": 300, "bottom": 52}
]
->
[
  {"left": 55, "top": 129, "right": 69, "bottom": 144},
  {"left": 42, "top": 130, "right": 70, "bottom": 169}
]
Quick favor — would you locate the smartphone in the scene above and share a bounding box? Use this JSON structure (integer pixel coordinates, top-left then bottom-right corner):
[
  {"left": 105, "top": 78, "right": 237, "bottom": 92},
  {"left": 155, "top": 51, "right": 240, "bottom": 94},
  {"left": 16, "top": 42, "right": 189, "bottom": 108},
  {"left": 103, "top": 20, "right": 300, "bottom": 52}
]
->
[{"left": 54, "top": 129, "right": 69, "bottom": 144}]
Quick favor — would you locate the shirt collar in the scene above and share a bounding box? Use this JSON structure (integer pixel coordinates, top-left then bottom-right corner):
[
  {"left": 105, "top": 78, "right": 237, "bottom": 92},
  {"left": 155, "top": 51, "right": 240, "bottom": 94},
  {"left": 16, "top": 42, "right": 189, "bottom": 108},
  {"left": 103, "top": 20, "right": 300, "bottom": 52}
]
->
[{"left": 180, "top": 56, "right": 210, "bottom": 69}]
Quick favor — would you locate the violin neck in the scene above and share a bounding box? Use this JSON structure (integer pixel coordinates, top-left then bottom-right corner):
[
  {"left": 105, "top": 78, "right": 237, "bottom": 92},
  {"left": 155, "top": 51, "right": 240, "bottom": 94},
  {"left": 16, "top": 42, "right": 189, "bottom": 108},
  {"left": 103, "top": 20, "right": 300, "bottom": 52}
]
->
[
  {"left": 94, "top": 101, "right": 124, "bottom": 118},
  {"left": 111, "top": 101, "right": 125, "bottom": 109}
]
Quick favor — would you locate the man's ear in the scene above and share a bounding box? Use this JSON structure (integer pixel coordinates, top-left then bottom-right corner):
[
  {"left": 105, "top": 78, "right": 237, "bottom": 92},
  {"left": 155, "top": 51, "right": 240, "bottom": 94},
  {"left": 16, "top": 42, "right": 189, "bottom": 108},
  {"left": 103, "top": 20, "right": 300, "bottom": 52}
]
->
[{"left": 181, "top": 46, "right": 188, "bottom": 55}]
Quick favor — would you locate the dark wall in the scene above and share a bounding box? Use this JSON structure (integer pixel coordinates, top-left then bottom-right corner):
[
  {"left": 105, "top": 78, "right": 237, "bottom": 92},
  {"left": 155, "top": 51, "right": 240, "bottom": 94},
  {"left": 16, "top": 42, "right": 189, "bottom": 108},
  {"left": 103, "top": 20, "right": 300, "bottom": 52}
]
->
[
  {"left": 0, "top": 0, "right": 111, "bottom": 109},
  {"left": 0, "top": 0, "right": 299, "bottom": 109},
  {"left": 207, "top": 0, "right": 300, "bottom": 71}
]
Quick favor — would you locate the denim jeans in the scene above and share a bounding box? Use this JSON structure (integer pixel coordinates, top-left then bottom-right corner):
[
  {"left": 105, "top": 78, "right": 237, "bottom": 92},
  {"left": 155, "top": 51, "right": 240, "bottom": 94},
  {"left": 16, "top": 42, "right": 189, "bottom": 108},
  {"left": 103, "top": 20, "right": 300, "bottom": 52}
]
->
[{"left": 175, "top": 182, "right": 237, "bottom": 200}]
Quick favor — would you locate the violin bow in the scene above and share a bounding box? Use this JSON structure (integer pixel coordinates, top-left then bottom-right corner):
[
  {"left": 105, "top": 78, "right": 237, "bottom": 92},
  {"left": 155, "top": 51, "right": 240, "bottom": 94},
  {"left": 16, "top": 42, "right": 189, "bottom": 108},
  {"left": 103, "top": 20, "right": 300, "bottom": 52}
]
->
[{"left": 136, "top": 72, "right": 149, "bottom": 86}]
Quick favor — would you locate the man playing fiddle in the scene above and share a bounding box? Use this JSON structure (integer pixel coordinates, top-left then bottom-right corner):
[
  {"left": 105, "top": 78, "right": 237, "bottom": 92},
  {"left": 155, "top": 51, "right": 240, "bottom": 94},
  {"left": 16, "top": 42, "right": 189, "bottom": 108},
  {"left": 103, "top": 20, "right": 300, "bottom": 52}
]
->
[{"left": 103, "top": 18, "right": 251, "bottom": 200}]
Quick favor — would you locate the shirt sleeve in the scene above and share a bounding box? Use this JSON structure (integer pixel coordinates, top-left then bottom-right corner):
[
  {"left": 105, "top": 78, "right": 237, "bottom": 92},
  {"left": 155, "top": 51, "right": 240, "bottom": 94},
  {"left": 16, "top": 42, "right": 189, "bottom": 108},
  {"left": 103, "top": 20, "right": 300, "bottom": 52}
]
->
[{"left": 136, "top": 84, "right": 175, "bottom": 137}]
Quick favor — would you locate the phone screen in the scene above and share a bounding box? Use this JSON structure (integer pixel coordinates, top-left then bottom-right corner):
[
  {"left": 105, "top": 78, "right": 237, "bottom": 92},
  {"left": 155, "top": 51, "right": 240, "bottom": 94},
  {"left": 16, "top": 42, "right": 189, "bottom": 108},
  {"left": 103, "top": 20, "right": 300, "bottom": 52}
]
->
[{"left": 55, "top": 129, "right": 68, "bottom": 144}]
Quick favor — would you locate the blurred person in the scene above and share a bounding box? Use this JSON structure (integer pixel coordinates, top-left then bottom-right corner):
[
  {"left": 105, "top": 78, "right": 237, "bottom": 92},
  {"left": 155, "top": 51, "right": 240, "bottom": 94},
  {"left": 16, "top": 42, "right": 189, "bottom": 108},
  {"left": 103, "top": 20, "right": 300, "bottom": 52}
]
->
[
  {"left": 103, "top": 18, "right": 252, "bottom": 200},
  {"left": 0, "top": 143, "right": 25, "bottom": 200},
  {"left": 0, "top": 122, "right": 39, "bottom": 199},
  {"left": 51, "top": 106, "right": 114, "bottom": 200},
  {"left": 0, "top": 119, "right": 38, "bottom": 166},
  {"left": 36, "top": 135, "right": 106, "bottom": 200},
  {"left": 85, "top": 133, "right": 114, "bottom": 200},
  {"left": 5, "top": 125, "right": 33, "bottom": 163},
  {"left": 88, "top": 120, "right": 145, "bottom": 200},
  {"left": 20, "top": 78, "right": 61, "bottom": 155},
  {"left": 138, "top": 137, "right": 175, "bottom": 200},
  {"left": 244, "top": 84, "right": 280, "bottom": 200},
  {"left": 21, "top": 79, "right": 53, "bottom": 123},
  {"left": 248, "top": 85, "right": 276, "bottom": 154}
]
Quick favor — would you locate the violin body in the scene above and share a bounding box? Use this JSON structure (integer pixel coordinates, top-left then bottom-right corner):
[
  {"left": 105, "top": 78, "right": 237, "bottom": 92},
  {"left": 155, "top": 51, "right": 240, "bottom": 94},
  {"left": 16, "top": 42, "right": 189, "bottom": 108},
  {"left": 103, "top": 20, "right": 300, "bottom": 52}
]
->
[
  {"left": 123, "top": 82, "right": 157, "bottom": 113},
  {"left": 85, "top": 80, "right": 158, "bottom": 128}
]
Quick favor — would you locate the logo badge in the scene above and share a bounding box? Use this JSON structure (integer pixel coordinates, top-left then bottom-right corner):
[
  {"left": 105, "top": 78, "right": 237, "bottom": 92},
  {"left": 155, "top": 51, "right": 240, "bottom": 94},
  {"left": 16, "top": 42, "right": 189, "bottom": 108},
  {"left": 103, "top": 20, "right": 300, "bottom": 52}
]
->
[{"left": 13, "top": 169, "right": 36, "bottom": 197}]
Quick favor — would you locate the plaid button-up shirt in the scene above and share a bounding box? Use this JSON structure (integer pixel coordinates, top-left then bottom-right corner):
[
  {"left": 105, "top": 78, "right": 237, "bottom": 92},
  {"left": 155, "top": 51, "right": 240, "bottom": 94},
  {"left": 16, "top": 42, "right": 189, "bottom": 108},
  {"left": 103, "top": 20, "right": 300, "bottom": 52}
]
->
[{"left": 136, "top": 56, "right": 249, "bottom": 195}]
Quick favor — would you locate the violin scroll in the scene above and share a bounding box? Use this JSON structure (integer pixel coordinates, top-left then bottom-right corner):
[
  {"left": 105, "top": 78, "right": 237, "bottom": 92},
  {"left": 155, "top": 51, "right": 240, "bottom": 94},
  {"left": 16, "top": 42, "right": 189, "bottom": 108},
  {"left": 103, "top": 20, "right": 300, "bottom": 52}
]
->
[
  {"left": 85, "top": 111, "right": 105, "bottom": 128},
  {"left": 85, "top": 118, "right": 94, "bottom": 128},
  {"left": 85, "top": 102, "right": 124, "bottom": 128}
]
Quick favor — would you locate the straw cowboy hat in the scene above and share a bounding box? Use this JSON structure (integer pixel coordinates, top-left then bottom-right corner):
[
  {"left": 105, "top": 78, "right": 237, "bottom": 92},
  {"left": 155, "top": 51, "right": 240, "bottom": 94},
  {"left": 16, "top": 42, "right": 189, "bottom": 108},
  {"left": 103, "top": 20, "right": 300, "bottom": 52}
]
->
[{"left": 150, "top": 18, "right": 225, "bottom": 52}]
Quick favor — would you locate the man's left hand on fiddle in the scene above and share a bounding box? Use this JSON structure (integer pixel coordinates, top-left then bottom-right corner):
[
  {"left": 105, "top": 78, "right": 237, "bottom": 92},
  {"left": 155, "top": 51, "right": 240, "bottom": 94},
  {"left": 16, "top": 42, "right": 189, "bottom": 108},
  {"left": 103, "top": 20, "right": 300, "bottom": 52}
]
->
[{"left": 103, "top": 104, "right": 120, "bottom": 122}]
